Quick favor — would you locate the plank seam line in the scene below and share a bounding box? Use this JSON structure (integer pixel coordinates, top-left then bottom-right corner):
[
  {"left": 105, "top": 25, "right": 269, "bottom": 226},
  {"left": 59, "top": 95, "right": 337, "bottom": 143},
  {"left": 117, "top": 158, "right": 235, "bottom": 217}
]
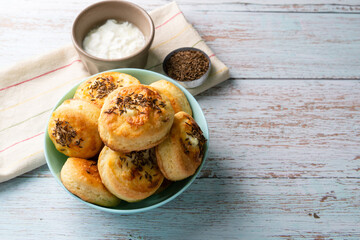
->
[
  {"left": 197, "top": 177, "right": 360, "bottom": 179},
  {"left": 17, "top": 176, "right": 360, "bottom": 180},
  {"left": 186, "top": 10, "right": 360, "bottom": 14},
  {"left": 190, "top": 3, "right": 360, "bottom": 7},
  {"left": 182, "top": 3, "right": 360, "bottom": 7},
  {"left": 229, "top": 78, "right": 360, "bottom": 80}
]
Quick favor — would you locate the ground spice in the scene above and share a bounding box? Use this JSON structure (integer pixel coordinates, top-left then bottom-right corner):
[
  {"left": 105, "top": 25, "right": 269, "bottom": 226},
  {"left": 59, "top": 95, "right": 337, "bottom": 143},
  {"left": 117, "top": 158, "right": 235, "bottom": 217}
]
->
[
  {"left": 165, "top": 50, "right": 209, "bottom": 82},
  {"left": 88, "top": 76, "right": 116, "bottom": 100},
  {"left": 119, "top": 149, "right": 158, "bottom": 183},
  {"left": 52, "top": 119, "right": 80, "bottom": 148},
  {"left": 104, "top": 91, "right": 166, "bottom": 115}
]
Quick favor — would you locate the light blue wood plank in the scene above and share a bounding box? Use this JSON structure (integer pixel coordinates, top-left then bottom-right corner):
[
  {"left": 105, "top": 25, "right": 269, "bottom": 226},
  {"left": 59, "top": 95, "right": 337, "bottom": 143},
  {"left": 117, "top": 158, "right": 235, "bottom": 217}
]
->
[
  {"left": 191, "top": 12, "right": 360, "bottom": 79},
  {"left": 0, "top": 1, "right": 360, "bottom": 79},
  {"left": 197, "top": 80, "right": 360, "bottom": 178},
  {"left": 0, "top": 0, "right": 360, "bottom": 239},
  {"left": 1, "top": 172, "right": 360, "bottom": 239}
]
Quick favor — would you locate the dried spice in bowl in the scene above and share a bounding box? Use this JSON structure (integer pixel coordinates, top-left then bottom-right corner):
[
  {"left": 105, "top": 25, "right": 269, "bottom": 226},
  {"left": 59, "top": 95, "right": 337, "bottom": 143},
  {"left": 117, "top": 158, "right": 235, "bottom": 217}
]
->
[{"left": 163, "top": 47, "right": 211, "bottom": 88}]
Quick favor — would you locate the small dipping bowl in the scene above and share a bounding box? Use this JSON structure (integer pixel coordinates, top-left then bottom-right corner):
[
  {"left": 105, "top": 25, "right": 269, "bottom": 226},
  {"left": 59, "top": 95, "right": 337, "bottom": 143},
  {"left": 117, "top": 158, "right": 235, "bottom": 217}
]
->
[
  {"left": 72, "top": 0, "right": 154, "bottom": 74},
  {"left": 163, "top": 47, "right": 211, "bottom": 89}
]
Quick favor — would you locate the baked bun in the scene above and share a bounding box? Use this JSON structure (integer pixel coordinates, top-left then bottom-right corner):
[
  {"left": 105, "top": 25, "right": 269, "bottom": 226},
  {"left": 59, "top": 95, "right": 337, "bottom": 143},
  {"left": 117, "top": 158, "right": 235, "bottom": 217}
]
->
[
  {"left": 98, "top": 146, "right": 164, "bottom": 202},
  {"left": 61, "top": 157, "right": 121, "bottom": 207},
  {"left": 150, "top": 80, "right": 192, "bottom": 116},
  {"left": 48, "top": 99, "right": 103, "bottom": 158},
  {"left": 98, "top": 84, "right": 175, "bottom": 152},
  {"left": 74, "top": 72, "right": 140, "bottom": 108},
  {"left": 155, "top": 111, "right": 206, "bottom": 181}
]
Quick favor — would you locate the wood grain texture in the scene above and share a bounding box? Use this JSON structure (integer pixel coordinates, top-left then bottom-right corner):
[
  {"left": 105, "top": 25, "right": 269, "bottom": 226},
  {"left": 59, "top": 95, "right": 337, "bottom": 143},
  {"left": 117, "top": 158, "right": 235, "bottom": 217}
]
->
[
  {"left": 137, "top": 0, "right": 360, "bottom": 13},
  {"left": 197, "top": 79, "right": 360, "bottom": 179},
  {"left": 1, "top": 166, "right": 360, "bottom": 240},
  {"left": 193, "top": 13, "right": 360, "bottom": 79},
  {"left": 0, "top": 0, "right": 360, "bottom": 239},
  {"left": 0, "top": 0, "right": 360, "bottom": 79},
  {"left": 2, "top": 79, "right": 360, "bottom": 239}
]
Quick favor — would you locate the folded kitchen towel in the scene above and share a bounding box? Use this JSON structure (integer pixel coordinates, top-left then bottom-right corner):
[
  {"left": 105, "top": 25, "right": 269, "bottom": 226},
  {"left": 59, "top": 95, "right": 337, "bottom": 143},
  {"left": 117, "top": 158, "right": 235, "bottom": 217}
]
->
[{"left": 0, "top": 1, "right": 229, "bottom": 183}]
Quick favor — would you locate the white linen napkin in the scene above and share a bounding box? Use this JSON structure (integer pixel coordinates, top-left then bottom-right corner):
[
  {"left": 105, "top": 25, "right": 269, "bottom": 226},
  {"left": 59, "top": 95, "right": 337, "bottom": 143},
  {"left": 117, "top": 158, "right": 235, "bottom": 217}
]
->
[{"left": 0, "top": 1, "right": 229, "bottom": 183}]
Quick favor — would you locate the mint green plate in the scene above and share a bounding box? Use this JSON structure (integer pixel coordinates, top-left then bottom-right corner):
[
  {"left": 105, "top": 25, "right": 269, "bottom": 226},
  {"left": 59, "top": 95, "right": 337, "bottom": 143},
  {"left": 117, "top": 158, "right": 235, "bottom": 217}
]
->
[{"left": 44, "top": 68, "right": 209, "bottom": 213}]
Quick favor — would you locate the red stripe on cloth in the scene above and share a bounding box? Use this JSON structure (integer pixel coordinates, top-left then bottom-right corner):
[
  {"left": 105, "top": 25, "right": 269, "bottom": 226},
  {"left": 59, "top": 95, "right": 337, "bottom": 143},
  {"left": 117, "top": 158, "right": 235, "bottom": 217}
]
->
[
  {"left": 0, "top": 132, "right": 44, "bottom": 153},
  {"left": 0, "top": 59, "right": 81, "bottom": 92},
  {"left": 209, "top": 53, "right": 215, "bottom": 58},
  {"left": 155, "top": 11, "right": 182, "bottom": 30}
]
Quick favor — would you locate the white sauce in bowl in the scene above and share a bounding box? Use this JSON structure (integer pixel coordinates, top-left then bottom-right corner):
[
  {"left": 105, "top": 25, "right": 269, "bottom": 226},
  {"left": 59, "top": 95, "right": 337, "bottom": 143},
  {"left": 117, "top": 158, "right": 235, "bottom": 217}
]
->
[{"left": 83, "top": 19, "right": 146, "bottom": 59}]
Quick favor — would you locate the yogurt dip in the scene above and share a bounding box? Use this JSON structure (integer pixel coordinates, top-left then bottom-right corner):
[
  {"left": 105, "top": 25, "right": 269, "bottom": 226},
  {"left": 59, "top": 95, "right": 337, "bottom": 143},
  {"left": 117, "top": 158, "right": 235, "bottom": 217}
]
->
[{"left": 83, "top": 19, "right": 146, "bottom": 59}]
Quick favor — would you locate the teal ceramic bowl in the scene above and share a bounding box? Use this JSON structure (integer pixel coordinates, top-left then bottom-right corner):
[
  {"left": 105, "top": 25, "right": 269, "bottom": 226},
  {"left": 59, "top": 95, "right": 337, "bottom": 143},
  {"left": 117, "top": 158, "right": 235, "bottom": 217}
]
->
[{"left": 44, "top": 68, "right": 209, "bottom": 213}]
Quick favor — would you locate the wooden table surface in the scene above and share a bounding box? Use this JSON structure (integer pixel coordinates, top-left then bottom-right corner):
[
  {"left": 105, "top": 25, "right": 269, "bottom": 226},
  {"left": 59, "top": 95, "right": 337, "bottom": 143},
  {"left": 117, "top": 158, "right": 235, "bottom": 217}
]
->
[{"left": 1, "top": 0, "right": 360, "bottom": 239}]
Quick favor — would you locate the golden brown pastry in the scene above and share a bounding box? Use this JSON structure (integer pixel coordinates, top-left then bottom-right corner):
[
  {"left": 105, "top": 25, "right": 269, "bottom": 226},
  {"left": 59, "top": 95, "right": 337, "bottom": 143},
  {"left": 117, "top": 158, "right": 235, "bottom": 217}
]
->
[
  {"left": 74, "top": 72, "right": 140, "bottom": 108},
  {"left": 48, "top": 99, "right": 103, "bottom": 158},
  {"left": 155, "top": 111, "right": 206, "bottom": 181},
  {"left": 150, "top": 80, "right": 192, "bottom": 116},
  {"left": 98, "top": 84, "right": 175, "bottom": 153},
  {"left": 98, "top": 146, "right": 164, "bottom": 202},
  {"left": 61, "top": 157, "right": 121, "bottom": 207}
]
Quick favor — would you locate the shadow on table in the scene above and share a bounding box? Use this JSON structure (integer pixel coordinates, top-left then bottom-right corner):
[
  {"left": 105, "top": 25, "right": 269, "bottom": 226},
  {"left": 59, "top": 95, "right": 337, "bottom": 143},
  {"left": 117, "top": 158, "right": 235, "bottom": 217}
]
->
[
  {"left": 108, "top": 150, "right": 240, "bottom": 239},
  {"left": 0, "top": 164, "right": 50, "bottom": 191},
  {"left": 105, "top": 80, "right": 241, "bottom": 238},
  {"left": 194, "top": 77, "right": 236, "bottom": 99}
]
